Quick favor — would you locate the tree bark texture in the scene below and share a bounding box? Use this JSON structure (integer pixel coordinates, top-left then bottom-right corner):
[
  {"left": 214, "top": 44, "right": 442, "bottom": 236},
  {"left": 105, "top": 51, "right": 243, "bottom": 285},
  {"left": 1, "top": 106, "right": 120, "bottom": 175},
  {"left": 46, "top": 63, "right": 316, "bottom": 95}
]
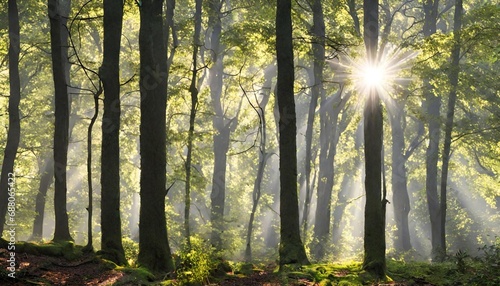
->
[
  {"left": 276, "top": 0, "right": 309, "bottom": 267},
  {"left": 362, "top": 0, "right": 386, "bottom": 278},
  {"left": 0, "top": 0, "right": 21, "bottom": 236},
  {"left": 138, "top": 0, "right": 174, "bottom": 273},
  {"left": 48, "top": 0, "right": 73, "bottom": 242},
  {"left": 100, "top": 0, "right": 126, "bottom": 265}
]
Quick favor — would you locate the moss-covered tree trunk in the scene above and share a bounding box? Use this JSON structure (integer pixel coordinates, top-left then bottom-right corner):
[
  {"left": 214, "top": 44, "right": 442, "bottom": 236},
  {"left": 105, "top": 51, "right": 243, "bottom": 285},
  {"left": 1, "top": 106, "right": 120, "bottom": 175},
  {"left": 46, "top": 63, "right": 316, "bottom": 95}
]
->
[
  {"left": 138, "top": 0, "right": 174, "bottom": 273},
  {"left": 100, "top": 0, "right": 126, "bottom": 265},
  {"left": 276, "top": 0, "right": 309, "bottom": 267},
  {"left": 0, "top": 0, "right": 21, "bottom": 237},
  {"left": 362, "top": 0, "right": 386, "bottom": 279}
]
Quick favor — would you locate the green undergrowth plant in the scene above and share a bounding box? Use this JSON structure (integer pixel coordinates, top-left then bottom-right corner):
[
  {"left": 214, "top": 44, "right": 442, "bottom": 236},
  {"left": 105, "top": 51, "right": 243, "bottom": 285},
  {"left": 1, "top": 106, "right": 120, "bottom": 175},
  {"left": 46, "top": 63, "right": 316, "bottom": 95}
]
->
[
  {"left": 175, "top": 235, "right": 217, "bottom": 285},
  {"left": 121, "top": 236, "right": 139, "bottom": 266},
  {"left": 300, "top": 262, "right": 365, "bottom": 285},
  {"left": 466, "top": 240, "right": 500, "bottom": 285}
]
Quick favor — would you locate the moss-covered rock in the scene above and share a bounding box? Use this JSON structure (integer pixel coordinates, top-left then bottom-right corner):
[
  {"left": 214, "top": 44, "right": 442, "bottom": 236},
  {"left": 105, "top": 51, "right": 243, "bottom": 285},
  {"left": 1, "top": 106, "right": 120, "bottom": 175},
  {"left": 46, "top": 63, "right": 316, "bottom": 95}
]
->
[{"left": 11, "top": 241, "right": 83, "bottom": 261}]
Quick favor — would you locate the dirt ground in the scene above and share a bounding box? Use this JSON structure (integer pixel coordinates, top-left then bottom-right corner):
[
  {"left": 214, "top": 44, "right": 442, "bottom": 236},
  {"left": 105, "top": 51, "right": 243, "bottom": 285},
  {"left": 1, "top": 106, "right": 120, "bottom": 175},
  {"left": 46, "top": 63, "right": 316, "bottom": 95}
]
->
[
  {"left": 0, "top": 249, "right": 315, "bottom": 285},
  {"left": 1, "top": 249, "right": 126, "bottom": 285}
]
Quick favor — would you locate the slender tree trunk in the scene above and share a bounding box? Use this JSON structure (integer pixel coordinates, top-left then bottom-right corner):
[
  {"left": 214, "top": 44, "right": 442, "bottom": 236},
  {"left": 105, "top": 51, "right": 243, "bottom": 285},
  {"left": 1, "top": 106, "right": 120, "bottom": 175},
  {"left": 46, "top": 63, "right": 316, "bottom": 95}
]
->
[
  {"left": 302, "top": 0, "right": 325, "bottom": 238},
  {"left": 439, "top": 0, "right": 463, "bottom": 257},
  {"left": 138, "top": 0, "right": 174, "bottom": 273},
  {"left": 0, "top": 0, "right": 21, "bottom": 237},
  {"left": 99, "top": 0, "right": 126, "bottom": 265},
  {"left": 185, "top": 0, "right": 202, "bottom": 249},
  {"left": 245, "top": 65, "right": 274, "bottom": 262},
  {"left": 423, "top": 0, "right": 443, "bottom": 261},
  {"left": 362, "top": 0, "right": 386, "bottom": 278},
  {"left": 389, "top": 105, "right": 412, "bottom": 252},
  {"left": 48, "top": 0, "right": 73, "bottom": 242},
  {"left": 85, "top": 88, "right": 100, "bottom": 252},
  {"left": 276, "top": 0, "right": 309, "bottom": 267}
]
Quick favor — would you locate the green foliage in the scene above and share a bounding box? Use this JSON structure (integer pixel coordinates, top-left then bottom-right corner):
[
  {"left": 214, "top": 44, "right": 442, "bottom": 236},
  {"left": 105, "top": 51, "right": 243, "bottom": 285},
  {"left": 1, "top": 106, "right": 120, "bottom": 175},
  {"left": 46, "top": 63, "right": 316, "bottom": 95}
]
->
[
  {"left": 454, "top": 249, "right": 469, "bottom": 273},
  {"left": 175, "top": 236, "right": 217, "bottom": 285},
  {"left": 386, "top": 243, "right": 500, "bottom": 286},
  {"left": 466, "top": 240, "right": 500, "bottom": 285},
  {"left": 121, "top": 236, "right": 139, "bottom": 266}
]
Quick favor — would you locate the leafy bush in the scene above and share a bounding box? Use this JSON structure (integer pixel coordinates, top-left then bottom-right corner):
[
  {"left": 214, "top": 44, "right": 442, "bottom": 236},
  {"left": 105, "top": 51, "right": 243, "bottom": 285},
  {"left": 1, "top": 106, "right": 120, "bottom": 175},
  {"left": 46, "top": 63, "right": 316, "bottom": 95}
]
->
[
  {"left": 176, "top": 236, "right": 217, "bottom": 285},
  {"left": 467, "top": 239, "right": 500, "bottom": 285},
  {"left": 122, "top": 237, "right": 139, "bottom": 266}
]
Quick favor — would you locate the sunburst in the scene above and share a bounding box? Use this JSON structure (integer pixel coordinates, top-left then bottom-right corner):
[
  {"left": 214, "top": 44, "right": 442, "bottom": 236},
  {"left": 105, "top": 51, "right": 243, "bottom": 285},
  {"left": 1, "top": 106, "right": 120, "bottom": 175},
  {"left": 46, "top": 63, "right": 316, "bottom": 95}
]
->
[{"left": 331, "top": 46, "right": 418, "bottom": 108}]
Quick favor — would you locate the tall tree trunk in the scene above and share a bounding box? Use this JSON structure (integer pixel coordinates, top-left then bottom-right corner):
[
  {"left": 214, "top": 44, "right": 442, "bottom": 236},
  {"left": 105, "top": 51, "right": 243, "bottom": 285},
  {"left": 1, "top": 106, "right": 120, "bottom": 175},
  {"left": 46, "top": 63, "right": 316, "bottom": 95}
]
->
[
  {"left": 185, "top": 0, "right": 202, "bottom": 249},
  {"left": 32, "top": 0, "right": 75, "bottom": 241},
  {"left": 0, "top": 0, "right": 21, "bottom": 237},
  {"left": 301, "top": 0, "right": 325, "bottom": 238},
  {"left": 48, "top": 0, "right": 73, "bottom": 242},
  {"left": 138, "top": 0, "right": 174, "bottom": 273},
  {"left": 207, "top": 0, "right": 235, "bottom": 250},
  {"left": 99, "top": 0, "right": 126, "bottom": 265},
  {"left": 85, "top": 88, "right": 100, "bottom": 252},
  {"left": 245, "top": 64, "right": 275, "bottom": 262},
  {"left": 439, "top": 0, "right": 463, "bottom": 257},
  {"left": 423, "top": 0, "right": 443, "bottom": 261},
  {"left": 276, "top": 0, "right": 309, "bottom": 267},
  {"left": 389, "top": 105, "right": 412, "bottom": 252},
  {"left": 362, "top": 0, "right": 386, "bottom": 278}
]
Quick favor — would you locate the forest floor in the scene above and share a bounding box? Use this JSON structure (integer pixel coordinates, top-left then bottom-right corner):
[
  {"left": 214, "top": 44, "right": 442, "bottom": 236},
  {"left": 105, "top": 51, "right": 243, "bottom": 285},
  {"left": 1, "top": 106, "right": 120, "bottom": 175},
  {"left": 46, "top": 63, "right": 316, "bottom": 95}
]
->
[
  {"left": 2, "top": 245, "right": 499, "bottom": 285},
  {"left": 1, "top": 250, "right": 310, "bottom": 285}
]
